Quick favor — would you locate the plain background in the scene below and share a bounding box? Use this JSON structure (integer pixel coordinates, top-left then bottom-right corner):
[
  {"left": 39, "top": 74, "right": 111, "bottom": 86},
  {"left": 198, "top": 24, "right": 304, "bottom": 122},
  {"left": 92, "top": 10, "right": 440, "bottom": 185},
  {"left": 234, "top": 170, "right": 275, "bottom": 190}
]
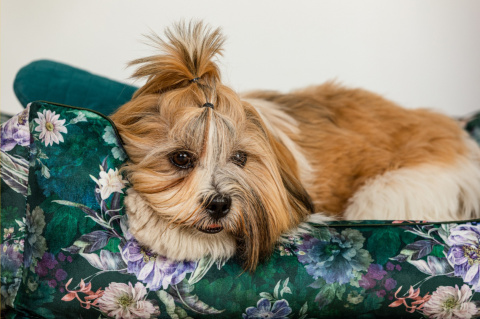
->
[{"left": 2, "top": 0, "right": 480, "bottom": 116}]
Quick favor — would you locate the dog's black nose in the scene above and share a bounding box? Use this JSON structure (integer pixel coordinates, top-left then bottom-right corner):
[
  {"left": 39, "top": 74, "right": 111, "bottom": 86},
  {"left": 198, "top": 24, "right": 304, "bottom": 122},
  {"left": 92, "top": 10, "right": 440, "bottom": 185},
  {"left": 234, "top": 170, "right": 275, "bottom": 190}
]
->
[{"left": 205, "top": 195, "right": 231, "bottom": 219}]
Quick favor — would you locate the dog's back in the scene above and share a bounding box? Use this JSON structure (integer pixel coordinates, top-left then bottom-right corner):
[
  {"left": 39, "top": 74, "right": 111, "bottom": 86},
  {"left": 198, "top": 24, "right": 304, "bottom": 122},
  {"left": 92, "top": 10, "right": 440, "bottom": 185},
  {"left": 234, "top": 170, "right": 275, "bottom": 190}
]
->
[{"left": 245, "top": 83, "right": 480, "bottom": 221}]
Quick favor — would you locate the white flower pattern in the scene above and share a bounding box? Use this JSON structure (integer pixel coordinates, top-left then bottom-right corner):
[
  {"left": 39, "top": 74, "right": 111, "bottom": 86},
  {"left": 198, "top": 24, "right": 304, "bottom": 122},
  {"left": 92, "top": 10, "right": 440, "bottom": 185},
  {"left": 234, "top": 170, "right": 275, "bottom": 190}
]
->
[
  {"left": 34, "top": 110, "right": 68, "bottom": 147},
  {"left": 97, "top": 282, "right": 160, "bottom": 319},
  {"left": 423, "top": 285, "right": 477, "bottom": 319},
  {"left": 90, "top": 166, "right": 127, "bottom": 200}
]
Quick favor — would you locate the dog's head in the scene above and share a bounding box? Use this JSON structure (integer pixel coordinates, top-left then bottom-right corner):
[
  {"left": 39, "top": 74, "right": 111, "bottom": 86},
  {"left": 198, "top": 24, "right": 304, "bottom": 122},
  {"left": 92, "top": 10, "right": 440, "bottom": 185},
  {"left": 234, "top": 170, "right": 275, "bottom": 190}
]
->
[{"left": 111, "top": 22, "right": 314, "bottom": 270}]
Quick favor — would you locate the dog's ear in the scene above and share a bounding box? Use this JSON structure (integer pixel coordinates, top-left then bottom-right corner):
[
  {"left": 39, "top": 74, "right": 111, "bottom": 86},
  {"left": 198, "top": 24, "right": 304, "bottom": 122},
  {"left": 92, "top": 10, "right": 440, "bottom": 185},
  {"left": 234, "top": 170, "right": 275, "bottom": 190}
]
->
[
  {"left": 242, "top": 138, "right": 314, "bottom": 272},
  {"left": 129, "top": 21, "right": 225, "bottom": 98},
  {"left": 238, "top": 104, "right": 315, "bottom": 271}
]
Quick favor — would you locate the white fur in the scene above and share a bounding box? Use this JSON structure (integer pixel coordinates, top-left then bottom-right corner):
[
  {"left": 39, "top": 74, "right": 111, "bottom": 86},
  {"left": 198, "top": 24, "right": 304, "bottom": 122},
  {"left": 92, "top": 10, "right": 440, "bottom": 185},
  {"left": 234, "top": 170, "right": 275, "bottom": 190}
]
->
[
  {"left": 344, "top": 137, "right": 480, "bottom": 221},
  {"left": 125, "top": 188, "right": 236, "bottom": 261}
]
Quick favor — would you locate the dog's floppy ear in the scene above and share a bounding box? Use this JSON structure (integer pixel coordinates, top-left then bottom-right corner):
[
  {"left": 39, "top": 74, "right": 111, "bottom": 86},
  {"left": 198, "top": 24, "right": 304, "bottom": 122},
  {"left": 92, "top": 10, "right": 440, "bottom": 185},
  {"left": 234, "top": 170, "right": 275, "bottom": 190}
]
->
[
  {"left": 238, "top": 137, "right": 314, "bottom": 272},
  {"left": 237, "top": 104, "right": 315, "bottom": 271},
  {"left": 129, "top": 21, "right": 225, "bottom": 98}
]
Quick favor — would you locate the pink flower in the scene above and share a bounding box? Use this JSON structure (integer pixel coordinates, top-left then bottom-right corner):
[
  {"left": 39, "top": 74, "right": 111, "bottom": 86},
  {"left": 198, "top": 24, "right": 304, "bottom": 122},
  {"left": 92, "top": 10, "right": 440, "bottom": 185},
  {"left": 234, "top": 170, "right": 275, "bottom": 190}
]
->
[
  {"left": 423, "top": 285, "right": 477, "bottom": 319},
  {"left": 97, "top": 282, "right": 160, "bottom": 319},
  {"left": 62, "top": 278, "right": 104, "bottom": 310},
  {"left": 389, "top": 286, "right": 431, "bottom": 313},
  {"left": 34, "top": 110, "right": 67, "bottom": 147}
]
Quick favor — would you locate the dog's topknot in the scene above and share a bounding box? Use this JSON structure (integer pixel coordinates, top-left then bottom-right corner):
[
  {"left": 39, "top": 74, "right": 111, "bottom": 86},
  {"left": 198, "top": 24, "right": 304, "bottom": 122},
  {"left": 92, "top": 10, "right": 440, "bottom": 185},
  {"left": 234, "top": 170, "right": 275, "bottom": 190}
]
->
[{"left": 130, "top": 21, "right": 225, "bottom": 98}]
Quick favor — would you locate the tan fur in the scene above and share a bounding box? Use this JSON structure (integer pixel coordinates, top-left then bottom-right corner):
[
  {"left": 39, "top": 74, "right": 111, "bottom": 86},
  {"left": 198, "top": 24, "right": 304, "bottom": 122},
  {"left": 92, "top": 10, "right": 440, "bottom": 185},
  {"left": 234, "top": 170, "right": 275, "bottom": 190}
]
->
[
  {"left": 245, "top": 84, "right": 471, "bottom": 216},
  {"left": 111, "top": 21, "right": 480, "bottom": 270}
]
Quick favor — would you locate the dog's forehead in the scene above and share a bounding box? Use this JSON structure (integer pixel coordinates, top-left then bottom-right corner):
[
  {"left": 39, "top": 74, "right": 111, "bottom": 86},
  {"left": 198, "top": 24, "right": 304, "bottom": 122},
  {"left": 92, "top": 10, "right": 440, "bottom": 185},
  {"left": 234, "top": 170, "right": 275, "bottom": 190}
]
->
[
  {"left": 161, "top": 86, "right": 263, "bottom": 157},
  {"left": 168, "top": 107, "right": 241, "bottom": 153}
]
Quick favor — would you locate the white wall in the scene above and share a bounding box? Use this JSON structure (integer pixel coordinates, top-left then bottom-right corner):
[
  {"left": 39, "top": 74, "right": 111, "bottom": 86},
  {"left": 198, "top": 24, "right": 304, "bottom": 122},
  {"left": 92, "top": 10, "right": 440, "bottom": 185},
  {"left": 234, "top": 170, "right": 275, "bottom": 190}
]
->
[{"left": 2, "top": 0, "right": 480, "bottom": 116}]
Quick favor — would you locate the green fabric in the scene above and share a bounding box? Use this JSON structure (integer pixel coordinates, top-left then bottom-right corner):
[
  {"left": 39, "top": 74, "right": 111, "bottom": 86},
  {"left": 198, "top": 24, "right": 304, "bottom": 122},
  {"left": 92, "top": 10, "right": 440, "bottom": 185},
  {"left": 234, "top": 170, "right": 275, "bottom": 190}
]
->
[
  {"left": 465, "top": 113, "right": 480, "bottom": 145},
  {"left": 14, "top": 60, "right": 137, "bottom": 116},
  {"left": 2, "top": 101, "right": 480, "bottom": 318}
]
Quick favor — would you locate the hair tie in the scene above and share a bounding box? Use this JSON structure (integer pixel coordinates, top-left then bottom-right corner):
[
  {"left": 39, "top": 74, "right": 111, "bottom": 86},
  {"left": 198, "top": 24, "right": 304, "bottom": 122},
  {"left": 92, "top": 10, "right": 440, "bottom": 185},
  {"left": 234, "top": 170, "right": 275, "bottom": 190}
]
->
[
  {"left": 190, "top": 77, "right": 200, "bottom": 83},
  {"left": 203, "top": 102, "right": 214, "bottom": 109}
]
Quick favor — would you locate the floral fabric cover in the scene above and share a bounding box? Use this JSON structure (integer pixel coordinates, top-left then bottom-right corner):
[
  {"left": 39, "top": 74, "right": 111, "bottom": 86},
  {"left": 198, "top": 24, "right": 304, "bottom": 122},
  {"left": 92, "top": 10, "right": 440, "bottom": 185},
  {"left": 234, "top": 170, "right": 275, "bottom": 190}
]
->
[{"left": 2, "top": 101, "right": 480, "bottom": 319}]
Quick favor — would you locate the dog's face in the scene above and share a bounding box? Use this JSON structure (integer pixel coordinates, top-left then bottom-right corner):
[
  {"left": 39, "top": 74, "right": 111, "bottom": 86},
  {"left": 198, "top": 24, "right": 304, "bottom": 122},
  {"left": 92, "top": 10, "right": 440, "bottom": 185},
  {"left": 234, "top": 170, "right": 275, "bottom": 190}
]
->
[{"left": 111, "top": 22, "right": 313, "bottom": 270}]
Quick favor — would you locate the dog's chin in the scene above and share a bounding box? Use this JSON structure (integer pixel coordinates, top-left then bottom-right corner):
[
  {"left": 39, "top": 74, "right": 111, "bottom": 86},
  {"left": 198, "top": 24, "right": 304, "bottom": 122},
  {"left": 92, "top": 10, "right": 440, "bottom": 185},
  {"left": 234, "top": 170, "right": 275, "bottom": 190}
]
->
[
  {"left": 124, "top": 188, "right": 236, "bottom": 262},
  {"left": 195, "top": 223, "right": 224, "bottom": 234}
]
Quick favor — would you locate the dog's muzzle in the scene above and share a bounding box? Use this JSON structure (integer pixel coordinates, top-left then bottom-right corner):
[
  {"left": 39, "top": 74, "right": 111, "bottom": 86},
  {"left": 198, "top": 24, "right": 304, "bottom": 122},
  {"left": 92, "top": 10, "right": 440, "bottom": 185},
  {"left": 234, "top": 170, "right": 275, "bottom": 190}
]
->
[{"left": 197, "top": 194, "right": 231, "bottom": 234}]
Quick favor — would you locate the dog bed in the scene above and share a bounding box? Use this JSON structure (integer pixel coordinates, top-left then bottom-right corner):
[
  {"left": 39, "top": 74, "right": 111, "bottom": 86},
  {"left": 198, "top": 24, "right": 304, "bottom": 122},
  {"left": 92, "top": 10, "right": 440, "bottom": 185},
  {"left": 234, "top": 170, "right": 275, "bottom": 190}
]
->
[{"left": 2, "top": 61, "right": 480, "bottom": 318}]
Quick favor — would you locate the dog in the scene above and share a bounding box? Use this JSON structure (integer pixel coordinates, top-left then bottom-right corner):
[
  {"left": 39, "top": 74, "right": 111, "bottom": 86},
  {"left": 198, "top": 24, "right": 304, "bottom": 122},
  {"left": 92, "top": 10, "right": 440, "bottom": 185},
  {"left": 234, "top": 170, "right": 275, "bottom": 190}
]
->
[{"left": 110, "top": 21, "right": 480, "bottom": 271}]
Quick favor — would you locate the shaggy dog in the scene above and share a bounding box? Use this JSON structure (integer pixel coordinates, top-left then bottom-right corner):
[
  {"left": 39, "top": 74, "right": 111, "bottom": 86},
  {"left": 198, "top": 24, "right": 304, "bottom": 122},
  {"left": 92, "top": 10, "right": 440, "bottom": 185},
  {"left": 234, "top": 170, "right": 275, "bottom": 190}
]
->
[{"left": 111, "top": 22, "right": 480, "bottom": 270}]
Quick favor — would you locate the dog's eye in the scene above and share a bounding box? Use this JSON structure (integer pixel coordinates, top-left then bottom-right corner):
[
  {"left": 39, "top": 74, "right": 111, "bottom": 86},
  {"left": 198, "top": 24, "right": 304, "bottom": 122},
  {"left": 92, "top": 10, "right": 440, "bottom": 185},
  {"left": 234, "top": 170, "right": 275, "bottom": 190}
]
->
[
  {"left": 231, "top": 151, "right": 247, "bottom": 167},
  {"left": 170, "top": 151, "right": 195, "bottom": 169}
]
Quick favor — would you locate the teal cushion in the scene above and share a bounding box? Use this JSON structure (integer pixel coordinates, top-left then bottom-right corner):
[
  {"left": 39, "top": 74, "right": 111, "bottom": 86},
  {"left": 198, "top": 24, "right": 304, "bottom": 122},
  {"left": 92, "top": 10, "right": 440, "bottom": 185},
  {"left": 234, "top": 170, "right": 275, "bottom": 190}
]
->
[{"left": 14, "top": 60, "right": 137, "bottom": 116}]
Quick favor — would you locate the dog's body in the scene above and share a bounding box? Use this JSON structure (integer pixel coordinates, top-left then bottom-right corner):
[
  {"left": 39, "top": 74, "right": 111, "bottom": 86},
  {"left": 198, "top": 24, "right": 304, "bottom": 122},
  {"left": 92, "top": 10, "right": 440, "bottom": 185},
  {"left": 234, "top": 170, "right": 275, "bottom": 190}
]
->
[
  {"left": 245, "top": 86, "right": 480, "bottom": 222},
  {"left": 111, "top": 22, "right": 480, "bottom": 270}
]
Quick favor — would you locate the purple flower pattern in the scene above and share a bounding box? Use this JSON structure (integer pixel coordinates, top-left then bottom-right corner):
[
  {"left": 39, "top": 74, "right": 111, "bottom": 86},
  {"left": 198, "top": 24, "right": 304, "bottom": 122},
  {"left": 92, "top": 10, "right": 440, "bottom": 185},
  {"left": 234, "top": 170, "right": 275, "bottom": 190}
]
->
[
  {"left": 121, "top": 238, "right": 197, "bottom": 291},
  {"left": 358, "top": 263, "right": 398, "bottom": 301},
  {"left": 1, "top": 107, "right": 30, "bottom": 152},
  {"left": 34, "top": 252, "right": 71, "bottom": 292},
  {"left": 243, "top": 298, "right": 292, "bottom": 319},
  {"left": 447, "top": 224, "right": 480, "bottom": 291},
  {"left": 1, "top": 244, "right": 23, "bottom": 268}
]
